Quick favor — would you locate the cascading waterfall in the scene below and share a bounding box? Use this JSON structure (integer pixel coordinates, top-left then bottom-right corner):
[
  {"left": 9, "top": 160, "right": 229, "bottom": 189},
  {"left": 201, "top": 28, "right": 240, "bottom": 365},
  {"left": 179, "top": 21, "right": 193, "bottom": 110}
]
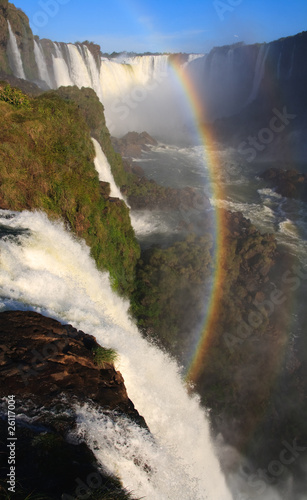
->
[
  {"left": 28, "top": 38, "right": 174, "bottom": 136},
  {"left": 0, "top": 209, "right": 232, "bottom": 500},
  {"left": 288, "top": 45, "right": 296, "bottom": 79},
  {"left": 92, "top": 137, "right": 125, "bottom": 200},
  {"left": 6, "top": 21, "right": 25, "bottom": 79},
  {"left": 247, "top": 44, "right": 270, "bottom": 104},
  {"left": 52, "top": 42, "right": 74, "bottom": 87},
  {"left": 79, "top": 44, "right": 103, "bottom": 100},
  {"left": 5, "top": 26, "right": 301, "bottom": 136},
  {"left": 33, "top": 40, "right": 53, "bottom": 88}
]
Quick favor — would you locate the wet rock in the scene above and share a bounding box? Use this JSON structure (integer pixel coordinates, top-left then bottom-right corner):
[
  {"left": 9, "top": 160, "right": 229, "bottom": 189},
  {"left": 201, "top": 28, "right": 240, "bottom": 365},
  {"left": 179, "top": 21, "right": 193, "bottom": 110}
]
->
[
  {"left": 260, "top": 167, "right": 307, "bottom": 201},
  {"left": 0, "top": 310, "right": 147, "bottom": 499},
  {"left": 0, "top": 310, "right": 146, "bottom": 427}
]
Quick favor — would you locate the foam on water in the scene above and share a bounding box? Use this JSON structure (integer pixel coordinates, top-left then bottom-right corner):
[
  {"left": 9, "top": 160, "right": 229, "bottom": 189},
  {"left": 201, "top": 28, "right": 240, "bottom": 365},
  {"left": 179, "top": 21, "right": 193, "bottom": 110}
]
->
[
  {"left": 210, "top": 197, "right": 277, "bottom": 233},
  {"left": 129, "top": 210, "right": 173, "bottom": 236}
]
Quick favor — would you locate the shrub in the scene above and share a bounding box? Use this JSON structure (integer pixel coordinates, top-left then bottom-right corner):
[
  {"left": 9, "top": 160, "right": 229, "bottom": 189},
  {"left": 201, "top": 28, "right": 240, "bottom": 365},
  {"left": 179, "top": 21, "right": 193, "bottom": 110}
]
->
[
  {"left": 92, "top": 346, "right": 118, "bottom": 366},
  {"left": 0, "top": 83, "right": 31, "bottom": 108}
]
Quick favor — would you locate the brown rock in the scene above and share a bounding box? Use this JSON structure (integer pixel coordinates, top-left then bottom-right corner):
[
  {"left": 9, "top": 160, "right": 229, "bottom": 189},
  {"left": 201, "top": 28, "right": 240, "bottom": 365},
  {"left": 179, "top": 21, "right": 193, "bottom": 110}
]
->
[
  {"left": 0, "top": 310, "right": 146, "bottom": 427},
  {"left": 112, "top": 131, "right": 158, "bottom": 158}
]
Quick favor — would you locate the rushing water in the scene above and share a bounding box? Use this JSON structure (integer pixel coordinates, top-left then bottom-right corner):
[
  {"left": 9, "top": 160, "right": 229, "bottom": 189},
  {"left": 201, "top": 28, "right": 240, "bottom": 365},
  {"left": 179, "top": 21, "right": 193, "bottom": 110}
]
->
[
  {"left": 137, "top": 143, "right": 307, "bottom": 265},
  {"left": 6, "top": 21, "right": 25, "bottom": 79},
  {"left": 0, "top": 209, "right": 232, "bottom": 500}
]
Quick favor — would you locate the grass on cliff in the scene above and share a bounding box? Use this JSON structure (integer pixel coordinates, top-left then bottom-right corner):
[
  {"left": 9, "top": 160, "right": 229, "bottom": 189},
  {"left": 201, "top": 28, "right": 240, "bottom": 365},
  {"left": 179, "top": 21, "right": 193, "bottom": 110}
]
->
[
  {"left": 92, "top": 346, "right": 118, "bottom": 366},
  {"left": 54, "top": 86, "right": 174, "bottom": 207},
  {"left": 0, "top": 84, "right": 140, "bottom": 295}
]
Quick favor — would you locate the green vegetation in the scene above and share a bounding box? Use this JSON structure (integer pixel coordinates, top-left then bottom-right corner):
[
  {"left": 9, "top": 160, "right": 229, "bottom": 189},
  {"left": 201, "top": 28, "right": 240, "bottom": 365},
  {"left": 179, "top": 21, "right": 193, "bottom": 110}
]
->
[
  {"left": 93, "top": 345, "right": 118, "bottom": 366},
  {"left": 193, "top": 213, "right": 281, "bottom": 444},
  {"left": 54, "top": 86, "right": 179, "bottom": 208},
  {"left": 130, "top": 233, "right": 213, "bottom": 353},
  {"left": 0, "top": 84, "right": 140, "bottom": 295},
  {"left": 0, "top": 82, "right": 31, "bottom": 108},
  {"left": 130, "top": 210, "right": 281, "bottom": 444}
]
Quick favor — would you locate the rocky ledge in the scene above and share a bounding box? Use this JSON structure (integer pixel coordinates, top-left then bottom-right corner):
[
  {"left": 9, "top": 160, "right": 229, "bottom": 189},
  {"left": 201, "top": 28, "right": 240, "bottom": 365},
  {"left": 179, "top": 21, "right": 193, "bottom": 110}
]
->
[
  {"left": 260, "top": 167, "right": 307, "bottom": 202},
  {"left": 111, "top": 131, "right": 158, "bottom": 158},
  {"left": 112, "top": 131, "right": 210, "bottom": 211},
  {"left": 0, "top": 310, "right": 145, "bottom": 499}
]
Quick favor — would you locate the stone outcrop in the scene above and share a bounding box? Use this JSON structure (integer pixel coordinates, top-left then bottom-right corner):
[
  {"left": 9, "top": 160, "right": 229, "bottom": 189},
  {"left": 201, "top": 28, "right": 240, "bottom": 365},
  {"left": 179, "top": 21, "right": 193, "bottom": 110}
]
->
[
  {"left": 112, "top": 131, "right": 158, "bottom": 158},
  {"left": 260, "top": 167, "right": 307, "bottom": 201},
  {"left": 0, "top": 1, "right": 38, "bottom": 79},
  {"left": 112, "top": 131, "right": 210, "bottom": 211},
  {"left": 0, "top": 310, "right": 145, "bottom": 425},
  {"left": 0, "top": 310, "right": 145, "bottom": 499}
]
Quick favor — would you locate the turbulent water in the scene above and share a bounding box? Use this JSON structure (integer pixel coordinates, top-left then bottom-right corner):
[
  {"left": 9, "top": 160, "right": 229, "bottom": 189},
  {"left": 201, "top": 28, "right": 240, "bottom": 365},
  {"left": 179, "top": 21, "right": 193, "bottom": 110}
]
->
[
  {"left": 137, "top": 143, "right": 307, "bottom": 266},
  {"left": 0, "top": 210, "right": 232, "bottom": 500}
]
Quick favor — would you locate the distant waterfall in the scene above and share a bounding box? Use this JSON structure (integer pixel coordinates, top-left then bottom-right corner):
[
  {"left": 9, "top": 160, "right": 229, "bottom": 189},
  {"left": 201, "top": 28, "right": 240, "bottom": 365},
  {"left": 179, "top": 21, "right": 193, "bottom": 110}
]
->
[
  {"left": 33, "top": 39, "right": 53, "bottom": 88},
  {"left": 29, "top": 38, "right": 174, "bottom": 137},
  {"left": 6, "top": 23, "right": 300, "bottom": 138},
  {"left": 247, "top": 44, "right": 270, "bottom": 104},
  {"left": 6, "top": 21, "right": 25, "bottom": 79},
  {"left": 92, "top": 137, "right": 125, "bottom": 200},
  {"left": 288, "top": 45, "right": 296, "bottom": 80}
]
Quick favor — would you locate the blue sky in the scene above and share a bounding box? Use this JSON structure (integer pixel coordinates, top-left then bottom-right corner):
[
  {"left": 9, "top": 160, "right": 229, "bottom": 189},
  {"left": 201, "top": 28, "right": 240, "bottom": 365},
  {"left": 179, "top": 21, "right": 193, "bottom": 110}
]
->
[{"left": 12, "top": 0, "right": 307, "bottom": 53}]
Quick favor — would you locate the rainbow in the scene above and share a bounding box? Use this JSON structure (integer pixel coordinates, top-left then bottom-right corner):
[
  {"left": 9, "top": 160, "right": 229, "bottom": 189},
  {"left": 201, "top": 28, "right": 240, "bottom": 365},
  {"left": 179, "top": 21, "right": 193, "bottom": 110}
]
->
[
  {"left": 168, "top": 58, "right": 228, "bottom": 385},
  {"left": 168, "top": 54, "right": 299, "bottom": 455}
]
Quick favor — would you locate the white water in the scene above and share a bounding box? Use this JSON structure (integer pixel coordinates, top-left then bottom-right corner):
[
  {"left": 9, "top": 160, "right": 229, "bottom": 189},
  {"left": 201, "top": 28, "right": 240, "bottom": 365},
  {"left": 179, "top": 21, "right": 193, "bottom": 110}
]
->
[
  {"left": 247, "top": 44, "right": 270, "bottom": 104},
  {"left": 52, "top": 42, "right": 73, "bottom": 87},
  {"left": 0, "top": 209, "right": 232, "bottom": 500},
  {"left": 6, "top": 21, "right": 25, "bottom": 79},
  {"left": 92, "top": 138, "right": 125, "bottom": 200},
  {"left": 33, "top": 40, "right": 53, "bottom": 88}
]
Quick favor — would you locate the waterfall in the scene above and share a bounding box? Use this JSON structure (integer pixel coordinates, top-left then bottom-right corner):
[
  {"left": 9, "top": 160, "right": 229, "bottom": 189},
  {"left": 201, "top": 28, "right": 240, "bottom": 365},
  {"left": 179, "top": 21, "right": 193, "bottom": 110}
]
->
[
  {"left": 52, "top": 42, "right": 74, "bottom": 87},
  {"left": 92, "top": 137, "right": 125, "bottom": 200},
  {"left": 247, "top": 44, "right": 270, "bottom": 104},
  {"left": 288, "top": 45, "right": 296, "bottom": 79},
  {"left": 0, "top": 209, "right": 232, "bottom": 500},
  {"left": 6, "top": 21, "right": 25, "bottom": 79},
  {"left": 18, "top": 38, "right": 174, "bottom": 137},
  {"left": 226, "top": 48, "right": 235, "bottom": 104},
  {"left": 66, "top": 43, "right": 93, "bottom": 89},
  {"left": 79, "top": 44, "right": 103, "bottom": 101},
  {"left": 4, "top": 28, "right": 299, "bottom": 136},
  {"left": 33, "top": 40, "right": 53, "bottom": 88}
]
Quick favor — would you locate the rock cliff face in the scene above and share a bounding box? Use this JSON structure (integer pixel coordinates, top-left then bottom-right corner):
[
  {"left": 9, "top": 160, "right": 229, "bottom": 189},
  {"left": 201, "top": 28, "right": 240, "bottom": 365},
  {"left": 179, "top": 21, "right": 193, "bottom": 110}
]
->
[
  {"left": 186, "top": 33, "right": 307, "bottom": 162},
  {"left": 0, "top": 1, "right": 37, "bottom": 79},
  {"left": 0, "top": 310, "right": 145, "bottom": 499},
  {"left": 188, "top": 33, "right": 307, "bottom": 120},
  {"left": 112, "top": 131, "right": 158, "bottom": 158}
]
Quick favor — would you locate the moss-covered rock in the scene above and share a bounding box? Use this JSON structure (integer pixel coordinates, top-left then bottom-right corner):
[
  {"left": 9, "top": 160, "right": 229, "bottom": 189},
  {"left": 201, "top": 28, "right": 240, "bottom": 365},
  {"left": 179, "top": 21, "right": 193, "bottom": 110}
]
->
[{"left": 130, "top": 233, "right": 214, "bottom": 354}]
